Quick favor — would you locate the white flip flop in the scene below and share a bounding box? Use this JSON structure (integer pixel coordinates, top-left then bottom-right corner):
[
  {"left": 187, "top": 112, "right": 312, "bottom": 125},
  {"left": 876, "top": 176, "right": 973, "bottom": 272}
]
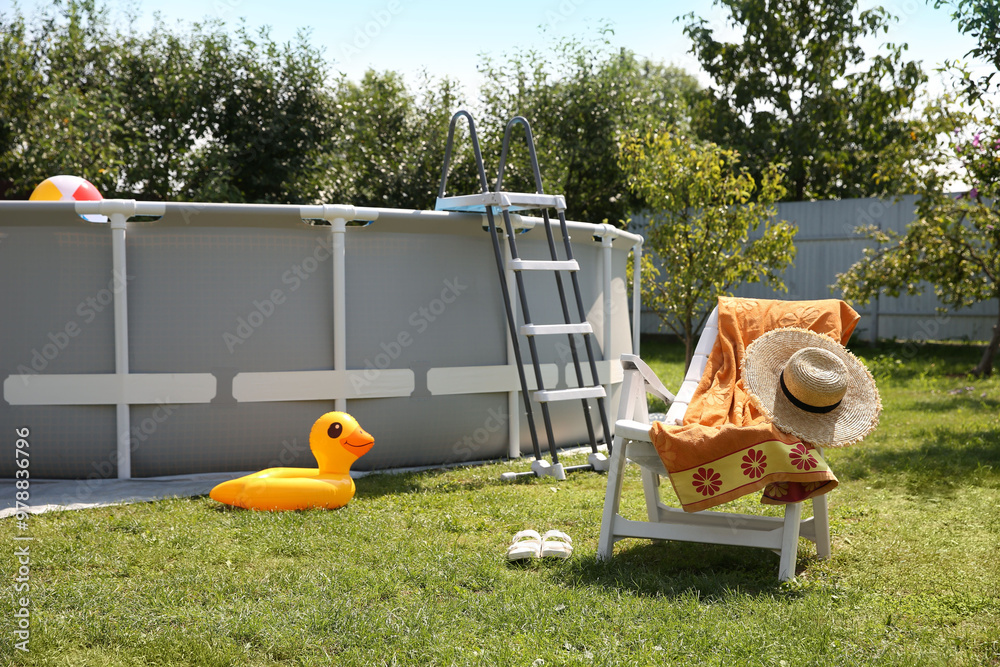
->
[
  {"left": 540, "top": 530, "right": 573, "bottom": 559},
  {"left": 506, "top": 530, "right": 542, "bottom": 561}
]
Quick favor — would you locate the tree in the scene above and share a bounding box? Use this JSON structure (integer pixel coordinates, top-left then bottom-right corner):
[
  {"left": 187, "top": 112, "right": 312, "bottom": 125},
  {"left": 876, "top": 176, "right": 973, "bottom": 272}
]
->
[
  {"left": 172, "top": 25, "right": 337, "bottom": 203},
  {"left": 837, "top": 100, "right": 1000, "bottom": 376},
  {"left": 683, "top": 0, "right": 927, "bottom": 201},
  {"left": 1, "top": 2, "right": 709, "bottom": 216},
  {"left": 0, "top": 0, "right": 336, "bottom": 203},
  {"left": 934, "top": 0, "right": 1000, "bottom": 101},
  {"left": 0, "top": 0, "right": 123, "bottom": 198},
  {"left": 621, "top": 132, "right": 797, "bottom": 367},
  {"left": 477, "top": 31, "right": 701, "bottom": 224},
  {"left": 323, "top": 70, "right": 478, "bottom": 210},
  {"left": 0, "top": 8, "right": 42, "bottom": 198}
]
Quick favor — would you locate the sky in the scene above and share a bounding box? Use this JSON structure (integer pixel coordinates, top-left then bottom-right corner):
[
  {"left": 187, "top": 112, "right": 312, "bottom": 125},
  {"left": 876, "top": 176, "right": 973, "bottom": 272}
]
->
[{"left": 3, "top": 0, "right": 987, "bottom": 100}]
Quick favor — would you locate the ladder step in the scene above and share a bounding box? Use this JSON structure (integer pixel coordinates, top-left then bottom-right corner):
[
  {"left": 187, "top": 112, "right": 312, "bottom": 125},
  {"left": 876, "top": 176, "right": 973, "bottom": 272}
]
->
[
  {"left": 435, "top": 192, "right": 566, "bottom": 212},
  {"left": 534, "top": 386, "right": 606, "bottom": 403},
  {"left": 508, "top": 259, "right": 580, "bottom": 272},
  {"left": 520, "top": 323, "right": 593, "bottom": 336}
]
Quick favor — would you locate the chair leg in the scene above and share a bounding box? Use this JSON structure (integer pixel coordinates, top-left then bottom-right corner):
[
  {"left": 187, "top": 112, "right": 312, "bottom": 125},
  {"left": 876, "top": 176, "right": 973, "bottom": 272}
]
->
[
  {"left": 777, "top": 502, "right": 803, "bottom": 581},
  {"left": 597, "top": 435, "right": 628, "bottom": 561},
  {"left": 639, "top": 468, "right": 662, "bottom": 523},
  {"left": 811, "top": 493, "right": 832, "bottom": 559}
]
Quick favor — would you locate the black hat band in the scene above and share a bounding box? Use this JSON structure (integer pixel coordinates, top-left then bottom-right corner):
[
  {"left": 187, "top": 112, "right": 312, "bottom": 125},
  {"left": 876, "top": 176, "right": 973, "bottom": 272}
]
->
[{"left": 779, "top": 370, "right": 842, "bottom": 414}]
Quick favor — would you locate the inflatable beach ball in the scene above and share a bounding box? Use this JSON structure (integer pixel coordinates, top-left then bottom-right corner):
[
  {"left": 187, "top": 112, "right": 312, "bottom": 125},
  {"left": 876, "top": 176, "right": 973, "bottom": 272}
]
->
[{"left": 30, "top": 175, "right": 106, "bottom": 222}]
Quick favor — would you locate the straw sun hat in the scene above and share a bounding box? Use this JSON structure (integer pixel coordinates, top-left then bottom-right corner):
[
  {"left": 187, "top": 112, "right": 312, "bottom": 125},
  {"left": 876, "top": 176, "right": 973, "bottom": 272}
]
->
[{"left": 743, "top": 328, "right": 881, "bottom": 447}]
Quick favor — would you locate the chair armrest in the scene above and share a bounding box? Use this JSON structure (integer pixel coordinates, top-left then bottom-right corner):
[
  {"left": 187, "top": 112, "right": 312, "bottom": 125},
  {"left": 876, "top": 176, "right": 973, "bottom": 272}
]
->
[
  {"left": 620, "top": 354, "right": 675, "bottom": 404},
  {"left": 615, "top": 419, "right": 654, "bottom": 441}
]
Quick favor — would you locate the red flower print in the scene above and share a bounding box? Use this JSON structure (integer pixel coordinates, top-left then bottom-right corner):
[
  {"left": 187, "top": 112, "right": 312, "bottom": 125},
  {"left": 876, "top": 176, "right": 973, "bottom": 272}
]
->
[
  {"left": 741, "top": 448, "right": 767, "bottom": 479},
  {"left": 765, "top": 482, "right": 789, "bottom": 498},
  {"left": 789, "top": 443, "right": 818, "bottom": 471},
  {"left": 692, "top": 467, "right": 722, "bottom": 496}
]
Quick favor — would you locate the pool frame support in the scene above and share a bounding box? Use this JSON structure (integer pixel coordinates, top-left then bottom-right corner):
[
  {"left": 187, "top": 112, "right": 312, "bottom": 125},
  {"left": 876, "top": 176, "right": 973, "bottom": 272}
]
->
[
  {"left": 110, "top": 210, "right": 131, "bottom": 479},
  {"left": 504, "top": 238, "right": 520, "bottom": 459},
  {"left": 332, "top": 217, "right": 348, "bottom": 413},
  {"left": 600, "top": 228, "right": 614, "bottom": 406},
  {"left": 84, "top": 200, "right": 170, "bottom": 479},
  {"left": 298, "top": 204, "right": 383, "bottom": 414}
]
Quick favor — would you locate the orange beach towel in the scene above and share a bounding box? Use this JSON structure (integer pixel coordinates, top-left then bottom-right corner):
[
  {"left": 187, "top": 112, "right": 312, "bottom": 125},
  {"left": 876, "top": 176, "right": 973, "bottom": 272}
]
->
[{"left": 650, "top": 297, "right": 859, "bottom": 512}]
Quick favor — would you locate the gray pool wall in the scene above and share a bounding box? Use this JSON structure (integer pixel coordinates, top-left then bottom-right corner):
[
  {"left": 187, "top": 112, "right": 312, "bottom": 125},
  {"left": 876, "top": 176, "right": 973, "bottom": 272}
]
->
[{"left": 0, "top": 202, "right": 638, "bottom": 478}]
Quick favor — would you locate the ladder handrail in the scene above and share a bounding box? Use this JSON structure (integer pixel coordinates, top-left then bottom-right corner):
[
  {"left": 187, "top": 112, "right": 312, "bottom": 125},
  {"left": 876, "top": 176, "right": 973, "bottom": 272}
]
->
[
  {"left": 438, "top": 110, "right": 490, "bottom": 199},
  {"left": 493, "top": 115, "right": 606, "bottom": 462},
  {"left": 435, "top": 110, "right": 614, "bottom": 476},
  {"left": 435, "top": 110, "right": 545, "bottom": 462},
  {"left": 495, "top": 116, "right": 545, "bottom": 195}
]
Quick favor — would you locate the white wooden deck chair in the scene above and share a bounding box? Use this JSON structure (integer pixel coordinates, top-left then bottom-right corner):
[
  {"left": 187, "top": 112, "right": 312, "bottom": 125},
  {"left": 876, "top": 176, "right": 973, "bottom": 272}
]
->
[{"left": 597, "top": 307, "right": 831, "bottom": 581}]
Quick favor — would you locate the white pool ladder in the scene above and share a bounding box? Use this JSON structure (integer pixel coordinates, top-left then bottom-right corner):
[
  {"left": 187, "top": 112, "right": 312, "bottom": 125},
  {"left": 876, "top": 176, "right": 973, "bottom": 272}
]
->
[{"left": 435, "top": 111, "right": 611, "bottom": 480}]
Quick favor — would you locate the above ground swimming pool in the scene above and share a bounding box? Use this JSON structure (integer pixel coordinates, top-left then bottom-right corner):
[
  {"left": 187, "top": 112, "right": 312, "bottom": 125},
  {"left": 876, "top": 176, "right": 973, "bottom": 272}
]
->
[{"left": 0, "top": 200, "right": 642, "bottom": 479}]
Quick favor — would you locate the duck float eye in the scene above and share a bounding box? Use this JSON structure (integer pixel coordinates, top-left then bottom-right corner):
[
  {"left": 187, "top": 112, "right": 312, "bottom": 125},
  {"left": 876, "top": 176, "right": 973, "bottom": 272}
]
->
[{"left": 328, "top": 422, "right": 343, "bottom": 439}]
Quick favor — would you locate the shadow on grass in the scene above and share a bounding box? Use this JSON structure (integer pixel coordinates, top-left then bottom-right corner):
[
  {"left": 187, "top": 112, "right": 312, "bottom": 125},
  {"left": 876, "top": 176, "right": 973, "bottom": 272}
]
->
[
  {"left": 353, "top": 466, "right": 499, "bottom": 499},
  {"left": 562, "top": 541, "right": 814, "bottom": 601},
  {"left": 354, "top": 449, "right": 611, "bottom": 499},
  {"left": 833, "top": 425, "right": 1000, "bottom": 495},
  {"left": 200, "top": 465, "right": 504, "bottom": 512}
]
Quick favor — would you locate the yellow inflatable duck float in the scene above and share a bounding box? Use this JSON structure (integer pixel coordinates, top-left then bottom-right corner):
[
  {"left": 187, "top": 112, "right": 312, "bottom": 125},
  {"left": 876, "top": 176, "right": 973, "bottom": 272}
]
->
[{"left": 210, "top": 412, "right": 373, "bottom": 511}]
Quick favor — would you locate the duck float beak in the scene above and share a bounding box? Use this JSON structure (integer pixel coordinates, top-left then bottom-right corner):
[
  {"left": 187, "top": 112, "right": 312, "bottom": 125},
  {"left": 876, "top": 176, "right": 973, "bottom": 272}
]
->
[{"left": 343, "top": 426, "right": 374, "bottom": 456}]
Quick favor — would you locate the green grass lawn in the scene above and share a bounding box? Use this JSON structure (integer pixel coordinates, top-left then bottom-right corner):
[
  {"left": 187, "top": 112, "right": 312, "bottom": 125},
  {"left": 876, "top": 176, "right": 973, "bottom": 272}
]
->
[{"left": 2, "top": 340, "right": 999, "bottom": 666}]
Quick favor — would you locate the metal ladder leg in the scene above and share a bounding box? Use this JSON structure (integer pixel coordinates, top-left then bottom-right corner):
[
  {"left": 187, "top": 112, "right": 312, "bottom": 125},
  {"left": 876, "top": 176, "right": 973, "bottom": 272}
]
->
[
  {"left": 538, "top": 208, "right": 600, "bottom": 453},
  {"left": 543, "top": 208, "right": 611, "bottom": 472},
  {"left": 484, "top": 208, "right": 543, "bottom": 463},
  {"left": 499, "top": 207, "right": 565, "bottom": 480},
  {"left": 555, "top": 209, "right": 613, "bottom": 461}
]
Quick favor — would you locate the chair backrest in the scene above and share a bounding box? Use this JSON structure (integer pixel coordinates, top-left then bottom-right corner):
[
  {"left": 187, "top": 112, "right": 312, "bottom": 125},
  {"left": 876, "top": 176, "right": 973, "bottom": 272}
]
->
[{"left": 662, "top": 307, "right": 720, "bottom": 425}]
